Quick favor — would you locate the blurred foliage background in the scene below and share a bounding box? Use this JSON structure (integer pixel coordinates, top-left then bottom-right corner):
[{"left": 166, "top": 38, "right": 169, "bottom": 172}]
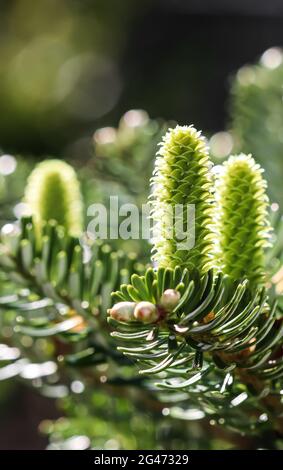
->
[{"left": 1, "top": 0, "right": 283, "bottom": 450}]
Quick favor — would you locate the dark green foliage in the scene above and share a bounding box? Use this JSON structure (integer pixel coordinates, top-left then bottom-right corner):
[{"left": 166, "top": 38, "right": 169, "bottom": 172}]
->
[
  {"left": 109, "top": 266, "right": 283, "bottom": 432},
  {"left": 0, "top": 216, "right": 143, "bottom": 358},
  {"left": 110, "top": 266, "right": 280, "bottom": 375}
]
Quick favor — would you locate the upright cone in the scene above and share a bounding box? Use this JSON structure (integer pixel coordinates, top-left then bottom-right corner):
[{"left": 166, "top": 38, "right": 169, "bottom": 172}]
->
[{"left": 24, "top": 159, "right": 83, "bottom": 237}]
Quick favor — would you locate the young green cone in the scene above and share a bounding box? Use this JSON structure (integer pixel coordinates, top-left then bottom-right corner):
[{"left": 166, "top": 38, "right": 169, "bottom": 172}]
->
[
  {"left": 24, "top": 159, "right": 83, "bottom": 237},
  {"left": 150, "top": 125, "right": 215, "bottom": 273},
  {"left": 215, "top": 154, "right": 271, "bottom": 286}
]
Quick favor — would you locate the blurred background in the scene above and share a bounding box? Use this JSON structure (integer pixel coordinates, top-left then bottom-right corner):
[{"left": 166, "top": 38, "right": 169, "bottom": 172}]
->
[
  {"left": 1, "top": 0, "right": 283, "bottom": 158},
  {"left": 1, "top": 0, "right": 283, "bottom": 449}
]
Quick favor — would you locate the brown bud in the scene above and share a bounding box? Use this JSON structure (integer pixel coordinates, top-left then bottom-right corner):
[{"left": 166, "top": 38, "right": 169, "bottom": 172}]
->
[
  {"left": 108, "top": 302, "right": 136, "bottom": 322},
  {"left": 202, "top": 311, "right": 215, "bottom": 324},
  {"left": 159, "top": 289, "right": 181, "bottom": 311},
  {"left": 134, "top": 301, "right": 159, "bottom": 324}
]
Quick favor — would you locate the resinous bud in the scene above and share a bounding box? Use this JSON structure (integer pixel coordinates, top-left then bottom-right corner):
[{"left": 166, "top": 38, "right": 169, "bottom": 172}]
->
[
  {"left": 159, "top": 289, "right": 181, "bottom": 311},
  {"left": 108, "top": 302, "right": 136, "bottom": 322},
  {"left": 134, "top": 301, "right": 159, "bottom": 324}
]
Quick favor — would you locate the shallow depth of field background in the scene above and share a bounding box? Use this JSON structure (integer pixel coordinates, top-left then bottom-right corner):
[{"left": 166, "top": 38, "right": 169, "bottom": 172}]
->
[{"left": 1, "top": 0, "right": 283, "bottom": 449}]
